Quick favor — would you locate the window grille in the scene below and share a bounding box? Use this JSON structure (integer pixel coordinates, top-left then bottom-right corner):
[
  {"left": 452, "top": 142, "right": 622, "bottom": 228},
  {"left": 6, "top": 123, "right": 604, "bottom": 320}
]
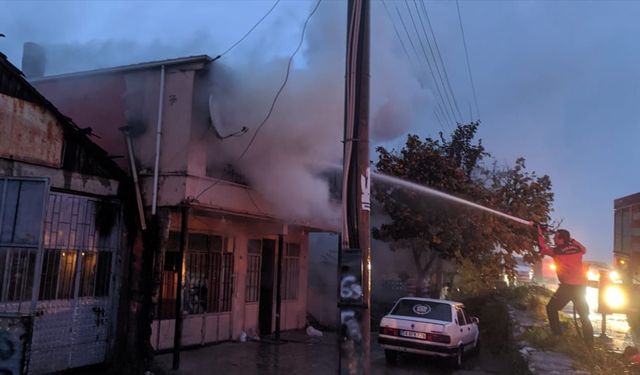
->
[
  {"left": 0, "top": 179, "right": 46, "bottom": 307},
  {"left": 245, "top": 240, "right": 261, "bottom": 303},
  {"left": 160, "top": 232, "right": 234, "bottom": 318},
  {"left": 283, "top": 243, "right": 300, "bottom": 301}
]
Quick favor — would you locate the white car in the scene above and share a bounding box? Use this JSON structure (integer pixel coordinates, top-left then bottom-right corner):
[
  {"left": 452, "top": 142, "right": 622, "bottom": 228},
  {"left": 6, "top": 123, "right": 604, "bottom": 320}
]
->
[{"left": 378, "top": 297, "right": 480, "bottom": 368}]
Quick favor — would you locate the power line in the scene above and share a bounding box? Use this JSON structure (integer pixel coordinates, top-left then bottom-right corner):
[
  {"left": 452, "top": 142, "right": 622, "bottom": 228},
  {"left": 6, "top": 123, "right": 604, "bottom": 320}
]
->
[
  {"left": 404, "top": 0, "right": 458, "bottom": 127},
  {"left": 195, "top": 0, "right": 322, "bottom": 200},
  {"left": 393, "top": 1, "right": 456, "bottom": 127},
  {"left": 414, "top": 0, "right": 462, "bottom": 123},
  {"left": 216, "top": 0, "right": 281, "bottom": 59},
  {"left": 420, "top": 0, "right": 466, "bottom": 124},
  {"left": 394, "top": 4, "right": 425, "bottom": 81},
  {"left": 456, "top": 0, "right": 481, "bottom": 119},
  {"left": 238, "top": 0, "right": 322, "bottom": 159},
  {"left": 381, "top": 0, "right": 423, "bottom": 85}
]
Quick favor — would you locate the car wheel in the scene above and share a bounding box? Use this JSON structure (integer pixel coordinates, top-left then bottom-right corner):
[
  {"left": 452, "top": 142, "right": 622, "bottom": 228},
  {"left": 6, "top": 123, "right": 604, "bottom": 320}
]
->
[
  {"left": 384, "top": 349, "right": 398, "bottom": 364},
  {"left": 451, "top": 346, "right": 464, "bottom": 368}
]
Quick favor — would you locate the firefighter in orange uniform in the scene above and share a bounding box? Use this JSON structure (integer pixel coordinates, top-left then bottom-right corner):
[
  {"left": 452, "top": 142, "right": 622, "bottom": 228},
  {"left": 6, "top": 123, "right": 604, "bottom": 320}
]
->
[{"left": 537, "top": 226, "right": 594, "bottom": 346}]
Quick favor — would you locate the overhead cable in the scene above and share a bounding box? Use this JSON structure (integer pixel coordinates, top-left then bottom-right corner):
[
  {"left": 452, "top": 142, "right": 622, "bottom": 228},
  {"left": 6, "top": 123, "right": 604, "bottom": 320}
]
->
[
  {"left": 195, "top": 0, "right": 322, "bottom": 200},
  {"left": 216, "top": 0, "right": 281, "bottom": 59},
  {"left": 420, "top": 0, "right": 464, "bottom": 122},
  {"left": 394, "top": 1, "right": 455, "bottom": 126},
  {"left": 456, "top": 0, "right": 481, "bottom": 119},
  {"left": 414, "top": 0, "right": 462, "bottom": 123}
]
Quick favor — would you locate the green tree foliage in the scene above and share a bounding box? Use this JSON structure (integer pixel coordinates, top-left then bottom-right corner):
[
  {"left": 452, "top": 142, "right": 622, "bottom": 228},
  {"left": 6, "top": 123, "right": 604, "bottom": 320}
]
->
[{"left": 373, "top": 122, "right": 553, "bottom": 296}]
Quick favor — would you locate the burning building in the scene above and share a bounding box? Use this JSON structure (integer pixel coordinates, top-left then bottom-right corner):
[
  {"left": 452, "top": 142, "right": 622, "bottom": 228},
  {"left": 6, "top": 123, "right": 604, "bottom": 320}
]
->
[
  {"left": 29, "top": 53, "right": 337, "bottom": 356},
  {"left": 0, "top": 52, "right": 126, "bottom": 374}
]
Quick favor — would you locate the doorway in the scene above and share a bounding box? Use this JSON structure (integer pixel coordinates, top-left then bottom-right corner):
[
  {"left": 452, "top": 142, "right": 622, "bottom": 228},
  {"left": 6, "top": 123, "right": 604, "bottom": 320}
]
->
[{"left": 258, "top": 239, "right": 276, "bottom": 335}]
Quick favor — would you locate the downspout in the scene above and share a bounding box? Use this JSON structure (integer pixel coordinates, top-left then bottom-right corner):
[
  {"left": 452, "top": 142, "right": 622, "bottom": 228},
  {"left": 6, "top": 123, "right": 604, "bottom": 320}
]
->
[
  {"left": 152, "top": 65, "right": 165, "bottom": 215},
  {"left": 121, "top": 128, "right": 147, "bottom": 230}
]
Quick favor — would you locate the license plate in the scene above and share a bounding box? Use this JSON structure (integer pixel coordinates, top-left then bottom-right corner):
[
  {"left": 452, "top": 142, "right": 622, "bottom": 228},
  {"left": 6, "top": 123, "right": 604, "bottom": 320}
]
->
[{"left": 400, "top": 330, "right": 426, "bottom": 339}]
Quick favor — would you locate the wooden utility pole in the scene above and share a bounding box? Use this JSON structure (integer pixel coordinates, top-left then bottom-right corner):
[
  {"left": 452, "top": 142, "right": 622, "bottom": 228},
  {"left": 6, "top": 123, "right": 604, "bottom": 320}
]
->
[{"left": 339, "top": 0, "right": 371, "bottom": 374}]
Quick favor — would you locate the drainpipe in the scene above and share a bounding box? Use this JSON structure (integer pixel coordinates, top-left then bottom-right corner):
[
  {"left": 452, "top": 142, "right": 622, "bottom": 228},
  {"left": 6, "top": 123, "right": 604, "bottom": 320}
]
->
[
  {"left": 121, "top": 127, "right": 147, "bottom": 230},
  {"left": 173, "top": 205, "right": 188, "bottom": 370},
  {"left": 152, "top": 65, "right": 165, "bottom": 215},
  {"left": 275, "top": 233, "right": 284, "bottom": 342}
]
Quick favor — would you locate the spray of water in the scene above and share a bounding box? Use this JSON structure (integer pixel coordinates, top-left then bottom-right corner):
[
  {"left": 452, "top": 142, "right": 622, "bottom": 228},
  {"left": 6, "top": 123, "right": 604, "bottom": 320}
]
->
[
  {"left": 316, "top": 161, "right": 534, "bottom": 226},
  {"left": 372, "top": 172, "right": 534, "bottom": 226}
]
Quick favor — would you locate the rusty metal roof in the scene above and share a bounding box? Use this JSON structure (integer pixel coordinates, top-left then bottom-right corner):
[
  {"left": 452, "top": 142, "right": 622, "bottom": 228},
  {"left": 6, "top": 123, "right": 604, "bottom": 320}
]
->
[{"left": 0, "top": 52, "right": 126, "bottom": 180}]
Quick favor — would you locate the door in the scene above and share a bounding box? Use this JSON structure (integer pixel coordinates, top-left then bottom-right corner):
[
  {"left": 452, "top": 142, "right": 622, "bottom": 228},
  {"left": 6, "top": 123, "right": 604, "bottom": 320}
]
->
[
  {"left": 258, "top": 239, "right": 276, "bottom": 335},
  {"left": 30, "top": 193, "right": 121, "bottom": 373}
]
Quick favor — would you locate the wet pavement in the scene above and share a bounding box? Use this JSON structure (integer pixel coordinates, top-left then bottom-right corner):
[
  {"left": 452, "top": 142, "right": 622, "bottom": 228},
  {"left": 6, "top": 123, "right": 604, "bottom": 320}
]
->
[
  {"left": 589, "top": 312, "right": 636, "bottom": 352},
  {"left": 154, "top": 331, "right": 512, "bottom": 375}
]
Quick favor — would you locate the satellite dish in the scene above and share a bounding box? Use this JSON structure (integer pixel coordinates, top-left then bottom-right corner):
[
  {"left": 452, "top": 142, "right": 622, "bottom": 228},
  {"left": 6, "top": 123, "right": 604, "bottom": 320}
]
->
[{"left": 209, "top": 94, "right": 248, "bottom": 139}]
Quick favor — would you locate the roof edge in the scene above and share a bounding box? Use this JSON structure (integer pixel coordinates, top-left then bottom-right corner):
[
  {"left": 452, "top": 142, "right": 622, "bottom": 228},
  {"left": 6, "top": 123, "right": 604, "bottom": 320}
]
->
[{"left": 29, "top": 54, "right": 214, "bottom": 82}]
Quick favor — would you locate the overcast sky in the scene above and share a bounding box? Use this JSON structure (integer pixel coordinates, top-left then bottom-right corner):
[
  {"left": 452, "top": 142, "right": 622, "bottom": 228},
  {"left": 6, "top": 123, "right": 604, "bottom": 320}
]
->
[{"left": 2, "top": 0, "right": 638, "bottom": 263}]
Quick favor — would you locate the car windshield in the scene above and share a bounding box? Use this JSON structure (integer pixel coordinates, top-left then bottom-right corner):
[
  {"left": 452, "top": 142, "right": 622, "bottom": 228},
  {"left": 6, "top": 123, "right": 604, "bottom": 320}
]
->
[{"left": 390, "top": 299, "right": 452, "bottom": 322}]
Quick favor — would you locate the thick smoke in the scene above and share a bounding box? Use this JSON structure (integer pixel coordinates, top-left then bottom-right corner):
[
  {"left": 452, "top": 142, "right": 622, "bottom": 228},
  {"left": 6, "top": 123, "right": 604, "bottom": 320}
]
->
[
  {"left": 13, "top": 1, "right": 433, "bottom": 228},
  {"left": 205, "top": 1, "right": 431, "bottom": 227}
]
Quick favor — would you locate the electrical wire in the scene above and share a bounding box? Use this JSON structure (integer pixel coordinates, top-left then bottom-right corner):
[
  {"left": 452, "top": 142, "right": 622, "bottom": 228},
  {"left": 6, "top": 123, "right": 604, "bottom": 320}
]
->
[
  {"left": 393, "top": 1, "right": 456, "bottom": 126},
  {"left": 405, "top": 0, "right": 458, "bottom": 127},
  {"left": 420, "top": 0, "right": 464, "bottom": 123},
  {"left": 414, "top": 0, "right": 462, "bottom": 124},
  {"left": 381, "top": 0, "right": 423, "bottom": 85},
  {"left": 456, "top": 0, "right": 481, "bottom": 119},
  {"left": 216, "top": 0, "right": 281, "bottom": 59},
  {"left": 238, "top": 0, "right": 322, "bottom": 160},
  {"left": 195, "top": 0, "right": 322, "bottom": 201}
]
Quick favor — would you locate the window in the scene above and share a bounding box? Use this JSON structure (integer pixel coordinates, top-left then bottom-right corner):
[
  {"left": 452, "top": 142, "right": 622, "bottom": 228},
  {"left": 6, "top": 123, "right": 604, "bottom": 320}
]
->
[
  {"left": 462, "top": 308, "right": 472, "bottom": 325},
  {"left": 283, "top": 243, "right": 300, "bottom": 301},
  {"left": 78, "top": 251, "right": 112, "bottom": 297},
  {"left": 390, "top": 299, "right": 452, "bottom": 322},
  {"left": 159, "top": 232, "right": 234, "bottom": 318},
  {"left": 245, "top": 240, "right": 261, "bottom": 303},
  {"left": 456, "top": 307, "right": 466, "bottom": 325},
  {"left": 39, "top": 249, "right": 76, "bottom": 300},
  {"left": 0, "top": 249, "right": 36, "bottom": 302},
  {"left": 0, "top": 179, "right": 46, "bottom": 305},
  {"left": 1, "top": 180, "right": 45, "bottom": 246}
]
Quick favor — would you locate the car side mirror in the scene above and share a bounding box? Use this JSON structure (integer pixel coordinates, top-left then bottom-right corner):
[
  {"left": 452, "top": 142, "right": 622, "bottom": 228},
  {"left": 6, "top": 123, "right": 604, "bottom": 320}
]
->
[{"left": 471, "top": 317, "right": 479, "bottom": 324}]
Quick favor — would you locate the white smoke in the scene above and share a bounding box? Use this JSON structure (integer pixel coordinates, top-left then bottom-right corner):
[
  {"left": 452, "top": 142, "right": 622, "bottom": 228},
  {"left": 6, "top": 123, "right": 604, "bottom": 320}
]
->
[{"left": 205, "top": 1, "right": 432, "bottom": 226}]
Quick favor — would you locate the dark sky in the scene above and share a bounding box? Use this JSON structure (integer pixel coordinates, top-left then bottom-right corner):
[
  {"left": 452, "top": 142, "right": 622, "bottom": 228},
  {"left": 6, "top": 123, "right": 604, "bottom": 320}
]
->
[{"left": 2, "top": 0, "right": 638, "bottom": 263}]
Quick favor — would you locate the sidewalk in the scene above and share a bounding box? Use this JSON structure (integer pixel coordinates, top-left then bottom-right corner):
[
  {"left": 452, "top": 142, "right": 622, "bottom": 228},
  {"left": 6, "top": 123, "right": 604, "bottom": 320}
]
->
[
  {"left": 153, "top": 330, "right": 513, "bottom": 375},
  {"left": 153, "top": 331, "right": 336, "bottom": 375}
]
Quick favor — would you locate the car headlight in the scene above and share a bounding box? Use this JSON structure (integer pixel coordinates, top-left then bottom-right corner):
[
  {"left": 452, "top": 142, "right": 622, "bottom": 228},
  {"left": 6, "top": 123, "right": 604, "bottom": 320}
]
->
[{"left": 604, "top": 285, "right": 626, "bottom": 310}]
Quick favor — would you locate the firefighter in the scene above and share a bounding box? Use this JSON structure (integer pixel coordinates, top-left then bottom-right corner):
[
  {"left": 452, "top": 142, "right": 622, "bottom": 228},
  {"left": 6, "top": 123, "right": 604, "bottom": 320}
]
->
[{"left": 537, "top": 226, "right": 594, "bottom": 346}]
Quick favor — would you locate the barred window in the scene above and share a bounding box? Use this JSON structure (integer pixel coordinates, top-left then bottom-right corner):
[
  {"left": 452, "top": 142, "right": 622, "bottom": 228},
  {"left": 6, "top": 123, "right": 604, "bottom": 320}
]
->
[
  {"left": 283, "top": 243, "right": 300, "bottom": 301},
  {"left": 78, "top": 251, "right": 112, "bottom": 298},
  {"left": 160, "top": 232, "right": 234, "bottom": 317},
  {"left": 39, "top": 249, "right": 76, "bottom": 300},
  {"left": 245, "top": 240, "right": 262, "bottom": 303},
  {"left": 0, "top": 248, "right": 36, "bottom": 302},
  {"left": 0, "top": 179, "right": 46, "bottom": 304}
]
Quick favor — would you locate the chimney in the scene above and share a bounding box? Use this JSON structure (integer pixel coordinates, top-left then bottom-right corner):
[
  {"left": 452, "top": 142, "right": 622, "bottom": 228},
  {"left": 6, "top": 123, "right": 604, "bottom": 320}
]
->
[{"left": 21, "top": 42, "right": 46, "bottom": 78}]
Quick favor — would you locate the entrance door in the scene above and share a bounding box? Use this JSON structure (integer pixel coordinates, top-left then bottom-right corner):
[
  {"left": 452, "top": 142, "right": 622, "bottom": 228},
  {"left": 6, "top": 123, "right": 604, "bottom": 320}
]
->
[
  {"left": 30, "top": 193, "right": 120, "bottom": 373},
  {"left": 258, "top": 239, "right": 275, "bottom": 335}
]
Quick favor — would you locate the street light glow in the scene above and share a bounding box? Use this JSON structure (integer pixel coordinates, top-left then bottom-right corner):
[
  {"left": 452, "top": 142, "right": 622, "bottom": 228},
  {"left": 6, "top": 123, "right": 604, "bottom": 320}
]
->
[
  {"left": 604, "top": 285, "right": 626, "bottom": 310},
  {"left": 609, "top": 270, "right": 621, "bottom": 283},
  {"left": 586, "top": 270, "right": 600, "bottom": 281}
]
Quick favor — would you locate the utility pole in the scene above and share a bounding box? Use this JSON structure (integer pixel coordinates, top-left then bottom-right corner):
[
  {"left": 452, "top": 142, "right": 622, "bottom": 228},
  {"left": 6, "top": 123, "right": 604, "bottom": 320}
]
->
[{"left": 339, "top": 0, "right": 370, "bottom": 374}]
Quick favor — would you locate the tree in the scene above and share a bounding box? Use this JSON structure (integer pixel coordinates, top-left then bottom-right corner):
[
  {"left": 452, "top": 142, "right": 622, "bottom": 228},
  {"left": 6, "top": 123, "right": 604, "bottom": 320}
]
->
[{"left": 373, "top": 122, "right": 553, "bottom": 296}]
